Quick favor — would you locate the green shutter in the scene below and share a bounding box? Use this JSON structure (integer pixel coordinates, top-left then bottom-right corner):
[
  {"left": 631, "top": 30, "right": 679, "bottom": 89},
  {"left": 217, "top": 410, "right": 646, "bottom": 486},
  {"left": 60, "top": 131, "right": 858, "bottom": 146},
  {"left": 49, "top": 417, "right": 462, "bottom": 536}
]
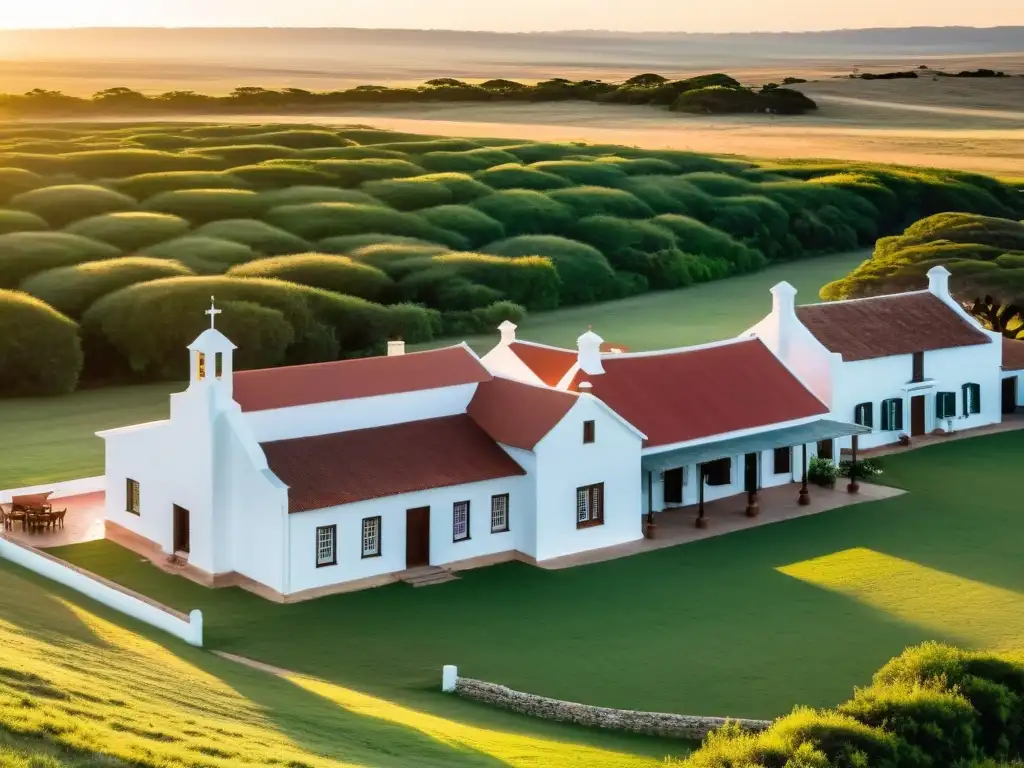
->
[
  {"left": 972, "top": 384, "right": 981, "bottom": 414},
  {"left": 866, "top": 403, "right": 874, "bottom": 428},
  {"left": 880, "top": 400, "right": 890, "bottom": 431},
  {"left": 894, "top": 399, "right": 904, "bottom": 430}
]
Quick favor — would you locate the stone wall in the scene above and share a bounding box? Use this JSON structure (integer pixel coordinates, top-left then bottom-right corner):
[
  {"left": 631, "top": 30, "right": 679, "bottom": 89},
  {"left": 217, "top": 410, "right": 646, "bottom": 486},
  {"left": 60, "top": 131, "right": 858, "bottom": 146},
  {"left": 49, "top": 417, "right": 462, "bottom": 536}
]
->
[{"left": 452, "top": 677, "right": 771, "bottom": 740}]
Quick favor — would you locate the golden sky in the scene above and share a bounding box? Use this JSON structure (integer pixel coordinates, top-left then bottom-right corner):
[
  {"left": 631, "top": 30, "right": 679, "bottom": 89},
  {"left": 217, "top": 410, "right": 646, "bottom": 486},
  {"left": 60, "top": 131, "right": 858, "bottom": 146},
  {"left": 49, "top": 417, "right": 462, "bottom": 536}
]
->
[{"left": 1, "top": 0, "right": 1021, "bottom": 33}]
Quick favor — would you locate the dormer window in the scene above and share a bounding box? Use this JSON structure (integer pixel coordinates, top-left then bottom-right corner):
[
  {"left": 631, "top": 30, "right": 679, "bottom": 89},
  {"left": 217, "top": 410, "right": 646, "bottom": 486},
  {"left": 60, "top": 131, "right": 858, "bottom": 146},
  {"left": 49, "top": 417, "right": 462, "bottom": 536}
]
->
[{"left": 197, "top": 352, "right": 206, "bottom": 381}]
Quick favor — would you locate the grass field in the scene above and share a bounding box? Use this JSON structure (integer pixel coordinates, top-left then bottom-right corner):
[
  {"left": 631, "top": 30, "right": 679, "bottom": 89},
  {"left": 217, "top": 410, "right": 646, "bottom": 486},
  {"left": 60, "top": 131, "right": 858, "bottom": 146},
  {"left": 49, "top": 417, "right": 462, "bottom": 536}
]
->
[
  {"left": 48, "top": 431, "right": 1024, "bottom": 730},
  {"left": 0, "top": 250, "right": 864, "bottom": 490}
]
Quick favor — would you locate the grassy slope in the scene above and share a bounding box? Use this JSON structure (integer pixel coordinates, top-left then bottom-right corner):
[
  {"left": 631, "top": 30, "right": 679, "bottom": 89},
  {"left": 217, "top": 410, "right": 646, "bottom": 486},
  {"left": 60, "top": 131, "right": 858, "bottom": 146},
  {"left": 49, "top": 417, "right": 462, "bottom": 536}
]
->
[
  {"left": 0, "top": 557, "right": 678, "bottom": 767},
  {"left": 50, "top": 431, "right": 1024, "bottom": 726},
  {"left": 0, "top": 250, "right": 865, "bottom": 489}
]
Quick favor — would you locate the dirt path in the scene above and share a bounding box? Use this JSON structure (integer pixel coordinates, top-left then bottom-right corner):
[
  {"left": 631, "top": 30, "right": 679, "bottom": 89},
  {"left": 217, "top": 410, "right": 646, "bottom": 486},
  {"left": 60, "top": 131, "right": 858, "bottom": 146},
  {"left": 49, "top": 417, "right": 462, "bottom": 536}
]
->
[{"left": 805, "top": 93, "right": 1024, "bottom": 123}]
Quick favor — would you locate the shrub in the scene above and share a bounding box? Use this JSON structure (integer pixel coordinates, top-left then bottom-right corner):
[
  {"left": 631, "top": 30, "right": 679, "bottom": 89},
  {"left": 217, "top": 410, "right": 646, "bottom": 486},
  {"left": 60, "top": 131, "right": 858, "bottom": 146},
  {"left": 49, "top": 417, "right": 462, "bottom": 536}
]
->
[
  {"left": 595, "top": 156, "right": 680, "bottom": 176},
  {"left": 418, "top": 205, "right": 505, "bottom": 248},
  {"left": 193, "top": 219, "right": 311, "bottom": 256},
  {"left": 308, "top": 159, "right": 429, "bottom": 187},
  {"left": 347, "top": 243, "right": 452, "bottom": 272},
  {"left": 187, "top": 144, "right": 302, "bottom": 166},
  {"left": 501, "top": 143, "right": 583, "bottom": 164},
  {"left": 229, "top": 253, "right": 394, "bottom": 302},
  {"left": 428, "top": 252, "right": 560, "bottom": 310},
  {"left": 0, "top": 208, "right": 48, "bottom": 235},
  {"left": 548, "top": 186, "right": 655, "bottom": 218},
  {"left": 20, "top": 256, "right": 194, "bottom": 318},
  {"left": 61, "top": 149, "right": 215, "bottom": 177},
  {"left": 808, "top": 456, "right": 839, "bottom": 487},
  {"left": 618, "top": 176, "right": 719, "bottom": 218},
  {"left": 0, "top": 231, "right": 121, "bottom": 288},
  {"left": 682, "top": 171, "right": 759, "bottom": 197},
  {"left": 397, "top": 268, "right": 502, "bottom": 310},
  {"left": 0, "top": 167, "right": 44, "bottom": 203},
  {"left": 474, "top": 163, "right": 572, "bottom": 190},
  {"left": 264, "top": 202, "right": 468, "bottom": 248},
  {"left": 374, "top": 139, "right": 483, "bottom": 153},
  {"left": 407, "top": 172, "right": 493, "bottom": 203},
  {"left": 226, "top": 163, "right": 337, "bottom": 188},
  {"left": 360, "top": 176, "right": 455, "bottom": 210},
  {"left": 417, "top": 148, "right": 520, "bottom": 173},
  {"left": 143, "top": 235, "right": 258, "bottom": 273},
  {"left": 9, "top": 184, "right": 138, "bottom": 227},
  {"left": 64, "top": 211, "right": 191, "bottom": 251},
  {"left": 112, "top": 170, "right": 253, "bottom": 198},
  {"left": 195, "top": 129, "right": 351, "bottom": 149},
  {"left": 335, "top": 128, "right": 438, "bottom": 145},
  {"left": 485, "top": 234, "right": 618, "bottom": 304},
  {"left": 529, "top": 160, "right": 629, "bottom": 187},
  {"left": 127, "top": 133, "right": 197, "bottom": 150},
  {"left": 471, "top": 190, "right": 574, "bottom": 236},
  {"left": 298, "top": 146, "right": 410, "bottom": 160},
  {"left": 143, "top": 188, "right": 268, "bottom": 224},
  {"left": 258, "top": 186, "right": 382, "bottom": 207},
  {"left": 317, "top": 233, "right": 448, "bottom": 255},
  {"left": 570, "top": 214, "right": 673, "bottom": 265},
  {"left": 0, "top": 290, "right": 83, "bottom": 395},
  {"left": 653, "top": 214, "right": 766, "bottom": 272}
]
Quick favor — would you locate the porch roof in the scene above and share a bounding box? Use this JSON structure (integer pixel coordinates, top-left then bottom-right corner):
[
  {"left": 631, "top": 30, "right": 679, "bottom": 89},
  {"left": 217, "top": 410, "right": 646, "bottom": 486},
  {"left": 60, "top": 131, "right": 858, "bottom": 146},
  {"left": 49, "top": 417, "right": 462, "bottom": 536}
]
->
[{"left": 641, "top": 419, "right": 871, "bottom": 472}]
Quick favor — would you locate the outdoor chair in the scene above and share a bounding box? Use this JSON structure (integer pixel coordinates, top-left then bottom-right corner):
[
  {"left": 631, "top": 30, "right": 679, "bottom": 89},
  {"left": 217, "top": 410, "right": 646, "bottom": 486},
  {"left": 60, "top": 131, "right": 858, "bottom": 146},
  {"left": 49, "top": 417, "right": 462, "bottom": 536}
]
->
[
  {"left": 0, "top": 505, "right": 10, "bottom": 531},
  {"left": 52, "top": 509, "right": 67, "bottom": 529}
]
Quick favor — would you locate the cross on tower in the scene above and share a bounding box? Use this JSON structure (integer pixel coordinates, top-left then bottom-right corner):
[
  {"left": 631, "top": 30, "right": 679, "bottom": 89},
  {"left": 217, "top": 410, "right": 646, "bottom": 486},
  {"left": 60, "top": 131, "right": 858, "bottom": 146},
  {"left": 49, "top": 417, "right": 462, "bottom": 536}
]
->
[{"left": 206, "top": 295, "right": 221, "bottom": 329}]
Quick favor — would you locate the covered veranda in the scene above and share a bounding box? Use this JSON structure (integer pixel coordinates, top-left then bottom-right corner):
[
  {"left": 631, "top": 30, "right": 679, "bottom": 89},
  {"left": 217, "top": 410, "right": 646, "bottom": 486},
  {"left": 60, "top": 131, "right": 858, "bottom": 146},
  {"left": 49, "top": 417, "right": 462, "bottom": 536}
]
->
[{"left": 641, "top": 419, "right": 873, "bottom": 531}]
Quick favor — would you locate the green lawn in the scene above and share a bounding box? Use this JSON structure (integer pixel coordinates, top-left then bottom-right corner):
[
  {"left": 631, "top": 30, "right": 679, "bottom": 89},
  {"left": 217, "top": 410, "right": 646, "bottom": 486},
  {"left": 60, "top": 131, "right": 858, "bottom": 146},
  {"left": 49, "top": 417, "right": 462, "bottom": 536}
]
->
[
  {"left": 50, "top": 431, "right": 1024, "bottom": 728},
  {"left": 0, "top": 251, "right": 865, "bottom": 489}
]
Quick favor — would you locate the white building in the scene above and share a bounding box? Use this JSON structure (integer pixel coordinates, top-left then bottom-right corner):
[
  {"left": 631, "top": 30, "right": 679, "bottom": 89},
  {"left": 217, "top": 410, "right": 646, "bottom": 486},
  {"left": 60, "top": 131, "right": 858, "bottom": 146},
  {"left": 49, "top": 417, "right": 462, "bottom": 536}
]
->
[{"left": 747, "top": 266, "right": 1005, "bottom": 451}]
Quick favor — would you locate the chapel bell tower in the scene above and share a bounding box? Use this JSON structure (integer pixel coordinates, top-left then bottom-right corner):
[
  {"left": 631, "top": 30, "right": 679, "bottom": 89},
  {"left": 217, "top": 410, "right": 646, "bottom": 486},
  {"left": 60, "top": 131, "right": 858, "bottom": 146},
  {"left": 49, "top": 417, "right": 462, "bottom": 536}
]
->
[{"left": 187, "top": 296, "right": 237, "bottom": 399}]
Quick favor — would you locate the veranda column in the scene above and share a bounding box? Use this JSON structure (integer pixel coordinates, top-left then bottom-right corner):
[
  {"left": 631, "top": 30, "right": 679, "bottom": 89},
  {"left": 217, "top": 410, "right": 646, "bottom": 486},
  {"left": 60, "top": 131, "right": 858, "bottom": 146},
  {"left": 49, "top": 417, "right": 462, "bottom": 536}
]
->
[
  {"left": 847, "top": 435, "right": 860, "bottom": 494},
  {"left": 696, "top": 464, "right": 708, "bottom": 529},
  {"left": 798, "top": 443, "right": 811, "bottom": 505},
  {"left": 645, "top": 470, "right": 656, "bottom": 538},
  {"left": 746, "top": 453, "right": 760, "bottom": 518}
]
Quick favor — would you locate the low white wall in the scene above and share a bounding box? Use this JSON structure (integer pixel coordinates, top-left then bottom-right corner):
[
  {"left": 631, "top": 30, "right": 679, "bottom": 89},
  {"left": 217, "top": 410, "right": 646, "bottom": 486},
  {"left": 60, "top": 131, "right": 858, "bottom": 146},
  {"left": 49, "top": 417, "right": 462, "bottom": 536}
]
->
[
  {"left": 0, "top": 475, "right": 105, "bottom": 503},
  {"left": 0, "top": 536, "right": 203, "bottom": 647}
]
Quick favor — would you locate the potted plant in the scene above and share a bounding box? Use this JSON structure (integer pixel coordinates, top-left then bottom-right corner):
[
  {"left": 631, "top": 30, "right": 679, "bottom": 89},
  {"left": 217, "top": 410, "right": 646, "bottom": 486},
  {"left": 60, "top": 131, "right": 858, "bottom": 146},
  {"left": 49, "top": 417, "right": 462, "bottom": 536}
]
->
[
  {"left": 808, "top": 456, "right": 839, "bottom": 489},
  {"left": 898, "top": 433, "right": 911, "bottom": 447}
]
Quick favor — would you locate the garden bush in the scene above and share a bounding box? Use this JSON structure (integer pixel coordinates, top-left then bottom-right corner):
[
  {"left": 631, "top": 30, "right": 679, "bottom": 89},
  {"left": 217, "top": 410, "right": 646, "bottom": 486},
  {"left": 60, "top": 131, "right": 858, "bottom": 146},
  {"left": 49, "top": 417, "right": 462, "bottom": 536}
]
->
[
  {"left": 143, "top": 188, "right": 268, "bottom": 224},
  {"left": 297, "top": 146, "right": 411, "bottom": 160},
  {"left": 308, "top": 158, "right": 429, "bottom": 187},
  {"left": 226, "top": 163, "right": 337, "bottom": 188},
  {"left": 229, "top": 253, "right": 394, "bottom": 302},
  {"left": 0, "top": 231, "right": 121, "bottom": 288},
  {"left": 143, "top": 235, "right": 258, "bottom": 273},
  {"left": 0, "top": 152, "right": 70, "bottom": 174},
  {"left": 396, "top": 268, "right": 503, "bottom": 311},
  {"left": 529, "top": 159, "right": 629, "bottom": 187},
  {"left": 471, "top": 190, "right": 574, "bottom": 236},
  {"left": 374, "top": 138, "right": 483, "bottom": 153},
  {"left": 417, "top": 205, "right": 505, "bottom": 248},
  {"left": 417, "top": 148, "right": 520, "bottom": 173},
  {"left": 484, "top": 234, "right": 619, "bottom": 303},
  {"left": 264, "top": 202, "right": 468, "bottom": 248},
  {"left": 547, "top": 186, "right": 655, "bottom": 218},
  {"left": 0, "top": 208, "right": 48, "bottom": 235},
  {"left": 259, "top": 186, "right": 382, "bottom": 207},
  {"left": 317, "top": 233, "right": 448, "bottom": 255},
  {"left": 439, "top": 300, "right": 527, "bottom": 337},
  {"left": 0, "top": 289, "right": 83, "bottom": 395},
  {"left": 501, "top": 142, "right": 586, "bottom": 164},
  {"left": 195, "top": 129, "right": 352, "bottom": 150},
  {"left": 64, "top": 211, "right": 191, "bottom": 251},
  {"left": 9, "top": 184, "right": 138, "bottom": 227},
  {"left": 654, "top": 214, "right": 767, "bottom": 272},
  {"left": 347, "top": 243, "right": 452, "bottom": 273},
  {"left": 473, "top": 163, "right": 572, "bottom": 190},
  {"left": 188, "top": 144, "right": 302, "bottom": 166},
  {"left": 193, "top": 219, "right": 311, "bottom": 256},
  {"left": 618, "top": 176, "right": 719, "bottom": 218},
  {"left": 682, "top": 171, "right": 760, "bottom": 197},
  {"left": 20, "top": 256, "right": 194, "bottom": 318},
  {"left": 594, "top": 156, "right": 680, "bottom": 176},
  {"left": 0, "top": 167, "right": 44, "bottom": 203},
  {"left": 427, "top": 252, "right": 560, "bottom": 310},
  {"left": 127, "top": 133, "right": 197, "bottom": 150},
  {"left": 335, "top": 128, "right": 439, "bottom": 145},
  {"left": 112, "top": 170, "right": 253, "bottom": 198},
  {"left": 360, "top": 176, "right": 455, "bottom": 210},
  {"left": 61, "top": 149, "right": 215, "bottom": 177},
  {"left": 403, "top": 172, "right": 492, "bottom": 203}
]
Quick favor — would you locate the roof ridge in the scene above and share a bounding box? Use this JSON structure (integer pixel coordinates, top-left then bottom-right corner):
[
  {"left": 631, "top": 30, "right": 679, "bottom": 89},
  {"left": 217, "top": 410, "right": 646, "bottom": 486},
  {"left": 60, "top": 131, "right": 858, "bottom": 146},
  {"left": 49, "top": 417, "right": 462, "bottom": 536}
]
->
[
  {"left": 259, "top": 413, "right": 473, "bottom": 447},
  {"left": 509, "top": 339, "right": 576, "bottom": 354},
  {"left": 602, "top": 336, "right": 755, "bottom": 360},
  {"left": 796, "top": 290, "right": 930, "bottom": 309},
  {"left": 488, "top": 374, "right": 581, "bottom": 398},
  {"left": 235, "top": 343, "right": 473, "bottom": 377}
]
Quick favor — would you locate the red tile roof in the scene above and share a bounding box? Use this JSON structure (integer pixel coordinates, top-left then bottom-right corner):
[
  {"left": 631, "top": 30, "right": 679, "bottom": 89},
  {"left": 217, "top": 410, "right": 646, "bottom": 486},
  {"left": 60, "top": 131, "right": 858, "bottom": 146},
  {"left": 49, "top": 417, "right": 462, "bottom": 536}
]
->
[
  {"left": 234, "top": 346, "right": 490, "bottom": 412},
  {"left": 508, "top": 342, "right": 576, "bottom": 387},
  {"left": 262, "top": 415, "right": 525, "bottom": 512},
  {"left": 1003, "top": 337, "right": 1024, "bottom": 370},
  {"left": 795, "top": 293, "right": 990, "bottom": 362},
  {"left": 567, "top": 338, "right": 828, "bottom": 448},
  {"left": 468, "top": 377, "right": 579, "bottom": 450}
]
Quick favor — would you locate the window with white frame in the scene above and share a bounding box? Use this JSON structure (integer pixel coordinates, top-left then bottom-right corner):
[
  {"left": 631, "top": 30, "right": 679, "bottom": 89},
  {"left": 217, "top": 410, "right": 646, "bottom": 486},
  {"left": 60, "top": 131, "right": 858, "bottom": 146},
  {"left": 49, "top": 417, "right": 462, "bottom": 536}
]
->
[
  {"left": 936, "top": 391, "right": 957, "bottom": 420},
  {"left": 962, "top": 383, "right": 981, "bottom": 415},
  {"left": 881, "top": 398, "right": 904, "bottom": 431},
  {"left": 316, "top": 525, "right": 336, "bottom": 567},
  {"left": 490, "top": 494, "right": 509, "bottom": 533},
  {"left": 361, "top": 516, "right": 381, "bottom": 558},
  {"left": 576, "top": 483, "right": 604, "bottom": 528},
  {"left": 453, "top": 501, "right": 470, "bottom": 541}
]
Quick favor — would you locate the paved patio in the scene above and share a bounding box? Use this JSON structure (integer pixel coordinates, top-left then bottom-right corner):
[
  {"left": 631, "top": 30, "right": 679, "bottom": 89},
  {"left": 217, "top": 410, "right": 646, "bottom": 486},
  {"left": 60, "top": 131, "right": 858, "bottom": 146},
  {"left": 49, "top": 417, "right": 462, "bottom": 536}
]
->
[
  {"left": 845, "top": 412, "right": 1024, "bottom": 460},
  {"left": 3, "top": 491, "right": 106, "bottom": 548},
  {"left": 539, "top": 481, "right": 905, "bottom": 570}
]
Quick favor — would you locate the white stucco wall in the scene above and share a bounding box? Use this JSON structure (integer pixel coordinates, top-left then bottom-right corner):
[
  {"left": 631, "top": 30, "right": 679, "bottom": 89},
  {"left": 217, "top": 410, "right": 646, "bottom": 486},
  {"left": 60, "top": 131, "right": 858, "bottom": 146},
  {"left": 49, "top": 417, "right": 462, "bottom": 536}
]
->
[
  {"left": 532, "top": 396, "right": 643, "bottom": 562},
  {"left": 244, "top": 384, "right": 478, "bottom": 443},
  {"left": 501, "top": 446, "right": 539, "bottom": 559},
  {"left": 286, "top": 475, "right": 529, "bottom": 594}
]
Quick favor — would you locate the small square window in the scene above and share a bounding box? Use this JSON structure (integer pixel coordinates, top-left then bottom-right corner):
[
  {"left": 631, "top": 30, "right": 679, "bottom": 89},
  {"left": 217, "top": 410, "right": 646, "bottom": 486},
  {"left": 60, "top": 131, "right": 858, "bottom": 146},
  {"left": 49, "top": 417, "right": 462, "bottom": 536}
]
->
[
  {"left": 773, "top": 447, "right": 791, "bottom": 475},
  {"left": 125, "top": 478, "right": 140, "bottom": 515},
  {"left": 361, "top": 516, "right": 381, "bottom": 558},
  {"left": 703, "top": 458, "right": 732, "bottom": 487},
  {"left": 316, "top": 525, "right": 337, "bottom": 567},
  {"left": 490, "top": 494, "right": 509, "bottom": 533},
  {"left": 583, "top": 420, "right": 596, "bottom": 444},
  {"left": 453, "top": 501, "right": 470, "bottom": 542}
]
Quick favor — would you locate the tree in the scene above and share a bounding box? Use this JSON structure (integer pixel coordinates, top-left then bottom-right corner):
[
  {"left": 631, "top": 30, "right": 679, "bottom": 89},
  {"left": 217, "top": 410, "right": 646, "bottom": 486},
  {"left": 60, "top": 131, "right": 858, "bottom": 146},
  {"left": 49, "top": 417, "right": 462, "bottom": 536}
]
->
[{"left": 967, "top": 295, "right": 1024, "bottom": 339}]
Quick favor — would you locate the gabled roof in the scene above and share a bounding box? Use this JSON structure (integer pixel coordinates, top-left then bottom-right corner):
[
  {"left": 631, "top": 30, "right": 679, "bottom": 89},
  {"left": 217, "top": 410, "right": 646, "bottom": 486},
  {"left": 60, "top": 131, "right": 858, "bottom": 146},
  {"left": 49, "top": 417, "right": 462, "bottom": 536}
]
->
[
  {"left": 234, "top": 345, "right": 490, "bottom": 413},
  {"left": 1003, "top": 337, "right": 1024, "bottom": 371},
  {"left": 795, "top": 292, "right": 990, "bottom": 362},
  {"left": 567, "top": 338, "right": 828, "bottom": 448},
  {"left": 507, "top": 341, "right": 577, "bottom": 387},
  {"left": 468, "top": 376, "right": 579, "bottom": 450},
  {"left": 261, "top": 415, "right": 525, "bottom": 512}
]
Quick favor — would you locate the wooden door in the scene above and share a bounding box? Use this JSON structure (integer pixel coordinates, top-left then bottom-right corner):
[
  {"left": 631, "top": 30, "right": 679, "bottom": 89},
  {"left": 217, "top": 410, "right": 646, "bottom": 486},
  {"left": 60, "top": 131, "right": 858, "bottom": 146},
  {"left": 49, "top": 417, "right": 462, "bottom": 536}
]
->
[
  {"left": 744, "top": 453, "right": 759, "bottom": 492},
  {"left": 911, "top": 395, "right": 926, "bottom": 436},
  {"left": 662, "top": 468, "right": 684, "bottom": 505},
  {"left": 172, "top": 505, "right": 190, "bottom": 554},
  {"left": 1002, "top": 376, "right": 1018, "bottom": 414},
  {"left": 405, "top": 507, "right": 430, "bottom": 568}
]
